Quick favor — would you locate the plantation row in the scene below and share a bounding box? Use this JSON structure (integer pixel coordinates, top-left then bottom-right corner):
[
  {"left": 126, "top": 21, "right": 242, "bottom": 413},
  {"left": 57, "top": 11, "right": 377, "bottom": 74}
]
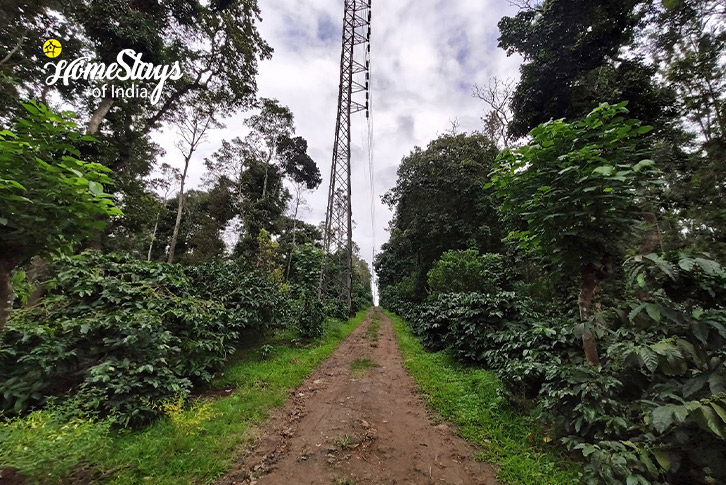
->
[
  {"left": 376, "top": 2, "right": 726, "bottom": 481},
  {"left": 1, "top": 248, "right": 372, "bottom": 427},
  {"left": 376, "top": 103, "right": 726, "bottom": 485}
]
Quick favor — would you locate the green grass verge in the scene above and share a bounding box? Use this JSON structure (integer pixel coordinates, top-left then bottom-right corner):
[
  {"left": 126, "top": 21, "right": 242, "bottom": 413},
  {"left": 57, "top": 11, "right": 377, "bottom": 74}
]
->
[
  {"left": 0, "top": 310, "right": 369, "bottom": 484},
  {"left": 387, "top": 311, "right": 580, "bottom": 485},
  {"left": 366, "top": 312, "right": 380, "bottom": 345}
]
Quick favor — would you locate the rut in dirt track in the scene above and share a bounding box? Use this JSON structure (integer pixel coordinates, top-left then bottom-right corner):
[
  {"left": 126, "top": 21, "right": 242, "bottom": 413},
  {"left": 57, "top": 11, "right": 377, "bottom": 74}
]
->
[{"left": 218, "top": 307, "right": 499, "bottom": 485}]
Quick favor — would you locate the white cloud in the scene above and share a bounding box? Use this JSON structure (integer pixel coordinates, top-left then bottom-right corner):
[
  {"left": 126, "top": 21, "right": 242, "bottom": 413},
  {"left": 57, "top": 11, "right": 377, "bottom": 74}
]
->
[{"left": 153, "top": 0, "right": 523, "bottom": 292}]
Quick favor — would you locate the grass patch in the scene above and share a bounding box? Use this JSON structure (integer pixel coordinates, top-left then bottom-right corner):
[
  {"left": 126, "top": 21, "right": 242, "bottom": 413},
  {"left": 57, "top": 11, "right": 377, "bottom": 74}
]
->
[
  {"left": 349, "top": 358, "right": 379, "bottom": 377},
  {"left": 333, "top": 433, "right": 356, "bottom": 450},
  {"left": 386, "top": 311, "right": 580, "bottom": 485},
  {"left": 366, "top": 314, "right": 380, "bottom": 346},
  {"left": 0, "top": 310, "right": 370, "bottom": 484}
]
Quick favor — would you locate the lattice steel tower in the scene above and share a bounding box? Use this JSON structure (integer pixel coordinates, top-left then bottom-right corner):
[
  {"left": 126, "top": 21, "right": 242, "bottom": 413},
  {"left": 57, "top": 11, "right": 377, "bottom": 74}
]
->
[{"left": 320, "top": 0, "right": 372, "bottom": 314}]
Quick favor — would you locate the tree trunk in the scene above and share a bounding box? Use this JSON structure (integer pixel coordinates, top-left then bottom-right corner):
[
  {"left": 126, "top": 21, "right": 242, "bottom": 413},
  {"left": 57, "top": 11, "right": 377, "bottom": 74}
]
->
[
  {"left": 261, "top": 147, "right": 275, "bottom": 198},
  {"left": 168, "top": 156, "right": 190, "bottom": 264},
  {"left": 639, "top": 212, "right": 661, "bottom": 256},
  {"left": 0, "top": 32, "right": 26, "bottom": 67},
  {"left": 86, "top": 97, "right": 115, "bottom": 135},
  {"left": 578, "top": 265, "right": 601, "bottom": 366},
  {"left": 148, "top": 211, "right": 161, "bottom": 261},
  {"left": 286, "top": 196, "right": 301, "bottom": 280},
  {"left": 0, "top": 259, "right": 17, "bottom": 333},
  {"left": 25, "top": 258, "right": 50, "bottom": 307},
  {"left": 83, "top": 96, "right": 117, "bottom": 250}
]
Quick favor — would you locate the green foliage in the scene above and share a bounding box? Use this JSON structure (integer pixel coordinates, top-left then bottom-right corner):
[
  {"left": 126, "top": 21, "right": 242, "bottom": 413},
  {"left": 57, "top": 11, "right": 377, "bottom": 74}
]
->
[
  {"left": 389, "top": 312, "right": 580, "bottom": 484},
  {"left": 149, "top": 180, "right": 236, "bottom": 264},
  {"left": 427, "top": 250, "right": 505, "bottom": 295},
  {"left": 296, "top": 293, "right": 325, "bottom": 339},
  {"left": 0, "top": 252, "right": 288, "bottom": 426},
  {"left": 396, "top": 250, "right": 726, "bottom": 484},
  {"left": 0, "top": 102, "right": 120, "bottom": 264},
  {"left": 0, "top": 410, "right": 112, "bottom": 482},
  {"left": 491, "top": 102, "right": 660, "bottom": 274},
  {"left": 497, "top": 0, "right": 675, "bottom": 138},
  {"left": 0, "top": 311, "right": 368, "bottom": 484},
  {"left": 288, "top": 244, "right": 323, "bottom": 293},
  {"left": 184, "top": 258, "right": 288, "bottom": 331},
  {"left": 351, "top": 255, "right": 374, "bottom": 312},
  {"left": 375, "top": 133, "right": 504, "bottom": 304},
  {"left": 408, "top": 292, "right": 526, "bottom": 356}
]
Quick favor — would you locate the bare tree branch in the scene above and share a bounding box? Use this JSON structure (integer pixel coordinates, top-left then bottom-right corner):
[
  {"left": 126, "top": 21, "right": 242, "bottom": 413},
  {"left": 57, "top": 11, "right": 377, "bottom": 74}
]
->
[{"left": 473, "top": 77, "right": 516, "bottom": 148}]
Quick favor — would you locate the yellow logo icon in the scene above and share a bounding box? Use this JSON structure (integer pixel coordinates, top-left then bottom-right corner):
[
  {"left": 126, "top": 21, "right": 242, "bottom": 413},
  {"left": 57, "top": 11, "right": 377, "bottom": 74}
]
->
[{"left": 43, "top": 39, "right": 62, "bottom": 58}]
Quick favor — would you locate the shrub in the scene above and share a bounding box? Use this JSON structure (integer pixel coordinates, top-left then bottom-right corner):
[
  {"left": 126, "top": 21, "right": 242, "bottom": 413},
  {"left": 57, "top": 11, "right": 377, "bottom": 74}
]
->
[
  {"left": 296, "top": 293, "right": 325, "bottom": 339},
  {"left": 427, "top": 250, "right": 505, "bottom": 295},
  {"left": 399, "top": 250, "right": 726, "bottom": 484},
  {"left": 0, "top": 252, "right": 288, "bottom": 426},
  {"left": 184, "top": 259, "right": 288, "bottom": 330},
  {"left": 408, "top": 291, "right": 533, "bottom": 360}
]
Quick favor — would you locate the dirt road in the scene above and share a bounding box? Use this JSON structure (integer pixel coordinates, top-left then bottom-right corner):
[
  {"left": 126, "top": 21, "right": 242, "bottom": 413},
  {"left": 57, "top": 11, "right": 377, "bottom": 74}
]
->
[{"left": 218, "top": 308, "right": 499, "bottom": 485}]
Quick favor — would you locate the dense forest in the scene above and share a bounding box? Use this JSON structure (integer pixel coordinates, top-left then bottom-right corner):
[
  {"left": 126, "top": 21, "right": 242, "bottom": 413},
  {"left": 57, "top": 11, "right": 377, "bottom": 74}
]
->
[
  {"left": 1, "top": 0, "right": 725, "bottom": 484},
  {"left": 376, "top": 0, "right": 726, "bottom": 483}
]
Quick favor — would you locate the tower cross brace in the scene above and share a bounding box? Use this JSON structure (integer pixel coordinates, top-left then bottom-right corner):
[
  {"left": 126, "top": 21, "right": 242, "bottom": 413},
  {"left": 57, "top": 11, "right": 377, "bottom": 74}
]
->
[{"left": 320, "top": 0, "right": 371, "bottom": 314}]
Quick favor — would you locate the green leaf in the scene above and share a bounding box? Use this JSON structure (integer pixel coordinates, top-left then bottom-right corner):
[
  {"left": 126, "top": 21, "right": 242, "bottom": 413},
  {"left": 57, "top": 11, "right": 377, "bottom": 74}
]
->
[
  {"left": 709, "top": 374, "right": 726, "bottom": 395},
  {"left": 711, "top": 402, "right": 726, "bottom": 424},
  {"left": 629, "top": 303, "right": 647, "bottom": 321},
  {"left": 88, "top": 181, "right": 104, "bottom": 196},
  {"left": 683, "top": 374, "right": 709, "bottom": 398},
  {"left": 593, "top": 165, "right": 615, "bottom": 176},
  {"left": 633, "top": 159, "right": 655, "bottom": 172},
  {"left": 645, "top": 304, "right": 662, "bottom": 322},
  {"left": 693, "top": 405, "right": 725, "bottom": 438},
  {"left": 640, "top": 347, "right": 659, "bottom": 373},
  {"left": 694, "top": 257, "right": 723, "bottom": 276},
  {"left": 652, "top": 449, "right": 671, "bottom": 471},
  {"left": 636, "top": 274, "right": 646, "bottom": 288}
]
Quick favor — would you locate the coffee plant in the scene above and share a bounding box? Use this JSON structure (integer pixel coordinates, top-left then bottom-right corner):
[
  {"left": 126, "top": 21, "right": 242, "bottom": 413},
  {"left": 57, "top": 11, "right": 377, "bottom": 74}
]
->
[{"left": 0, "top": 251, "right": 291, "bottom": 426}]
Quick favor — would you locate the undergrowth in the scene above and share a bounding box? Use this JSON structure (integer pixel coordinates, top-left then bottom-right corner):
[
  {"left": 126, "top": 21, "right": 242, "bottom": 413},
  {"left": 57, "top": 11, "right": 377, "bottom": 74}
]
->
[
  {"left": 387, "top": 311, "right": 580, "bottom": 485},
  {"left": 0, "top": 310, "right": 369, "bottom": 484}
]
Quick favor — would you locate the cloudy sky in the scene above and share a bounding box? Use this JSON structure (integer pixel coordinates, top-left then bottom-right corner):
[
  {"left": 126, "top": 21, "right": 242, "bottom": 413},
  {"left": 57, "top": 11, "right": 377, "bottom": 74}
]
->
[{"left": 155, "top": 0, "right": 523, "bottom": 293}]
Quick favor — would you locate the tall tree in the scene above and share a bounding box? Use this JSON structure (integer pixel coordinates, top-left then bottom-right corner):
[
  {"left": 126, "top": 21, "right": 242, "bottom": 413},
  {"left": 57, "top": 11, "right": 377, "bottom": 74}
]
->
[
  {"left": 240, "top": 99, "right": 295, "bottom": 198},
  {"left": 473, "top": 77, "right": 516, "bottom": 148},
  {"left": 490, "top": 103, "right": 660, "bottom": 365},
  {"left": 375, "top": 133, "right": 503, "bottom": 303},
  {"left": 648, "top": 0, "right": 726, "bottom": 260},
  {"left": 147, "top": 163, "right": 180, "bottom": 261},
  {"left": 0, "top": 0, "right": 272, "bottom": 255},
  {"left": 205, "top": 103, "right": 320, "bottom": 259},
  {"left": 277, "top": 135, "right": 322, "bottom": 279},
  {"left": 498, "top": 0, "right": 677, "bottom": 137},
  {"left": 168, "top": 107, "right": 219, "bottom": 263}
]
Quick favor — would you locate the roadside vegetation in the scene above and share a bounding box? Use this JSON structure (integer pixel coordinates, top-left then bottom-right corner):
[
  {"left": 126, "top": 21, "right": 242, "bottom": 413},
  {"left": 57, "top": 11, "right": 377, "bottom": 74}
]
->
[
  {"left": 1, "top": 1, "right": 725, "bottom": 484},
  {"left": 390, "top": 311, "right": 579, "bottom": 485},
  {"left": 0, "top": 311, "right": 367, "bottom": 483},
  {"left": 0, "top": 2, "right": 373, "bottom": 481},
  {"left": 377, "top": 2, "right": 726, "bottom": 483}
]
